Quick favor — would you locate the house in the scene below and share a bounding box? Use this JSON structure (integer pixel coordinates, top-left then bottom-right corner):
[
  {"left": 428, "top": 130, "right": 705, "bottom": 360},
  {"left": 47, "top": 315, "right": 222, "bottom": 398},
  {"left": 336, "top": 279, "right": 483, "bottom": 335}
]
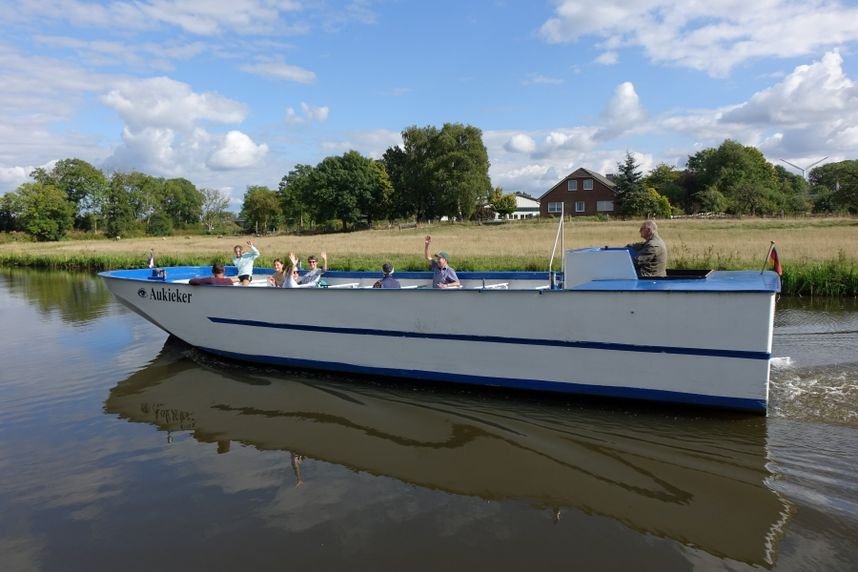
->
[
  {"left": 495, "top": 192, "right": 540, "bottom": 220},
  {"left": 539, "top": 168, "right": 616, "bottom": 217}
]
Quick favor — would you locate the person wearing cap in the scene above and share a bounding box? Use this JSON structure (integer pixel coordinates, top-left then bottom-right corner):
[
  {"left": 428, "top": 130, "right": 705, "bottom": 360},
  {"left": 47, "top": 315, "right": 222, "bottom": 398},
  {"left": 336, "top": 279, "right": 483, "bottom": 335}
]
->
[
  {"left": 373, "top": 262, "right": 401, "bottom": 289},
  {"left": 424, "top": 235, "right": 460, "bottom": 288},
  {"left": 298, "top": 251, "right": 327, "bottom": 286}
]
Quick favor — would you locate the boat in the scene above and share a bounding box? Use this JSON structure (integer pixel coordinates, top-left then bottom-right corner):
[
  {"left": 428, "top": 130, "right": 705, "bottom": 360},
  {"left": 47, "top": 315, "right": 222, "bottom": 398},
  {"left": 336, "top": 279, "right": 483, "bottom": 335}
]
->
[
  {"left": 99, "top": 246, "right": 781, "bottom": 413},
  {"left": 103, "top": 338, "right": 791, "bottom": 566}
]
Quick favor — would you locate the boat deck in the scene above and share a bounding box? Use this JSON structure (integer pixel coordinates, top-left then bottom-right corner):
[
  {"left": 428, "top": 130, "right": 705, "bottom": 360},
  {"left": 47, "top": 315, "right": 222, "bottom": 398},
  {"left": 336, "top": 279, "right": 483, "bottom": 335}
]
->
[{"left": 101, "top": 266, "right": 781, "bottom": 293}]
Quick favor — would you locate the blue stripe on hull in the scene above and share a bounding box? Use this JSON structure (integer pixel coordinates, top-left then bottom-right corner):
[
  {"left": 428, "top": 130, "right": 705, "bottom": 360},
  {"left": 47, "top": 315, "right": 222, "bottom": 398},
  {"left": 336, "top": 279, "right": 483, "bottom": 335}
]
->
[
  {"left": 200, "top": 346, "right": 768, "bottom": 413},
  {"left": 208, "top": 317, "right": 772, "bottom": 361}
]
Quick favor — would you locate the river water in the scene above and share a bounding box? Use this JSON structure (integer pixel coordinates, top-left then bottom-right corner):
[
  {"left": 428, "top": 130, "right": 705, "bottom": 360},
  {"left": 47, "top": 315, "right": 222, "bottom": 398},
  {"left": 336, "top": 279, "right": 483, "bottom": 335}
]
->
[{"left": 1, "top": 269, "right": 856, "bottom": 571}]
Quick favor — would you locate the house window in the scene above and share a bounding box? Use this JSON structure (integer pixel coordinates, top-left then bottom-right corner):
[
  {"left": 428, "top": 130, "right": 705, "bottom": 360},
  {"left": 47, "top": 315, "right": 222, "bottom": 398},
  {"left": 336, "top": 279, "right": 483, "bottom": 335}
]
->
[
  {"left": 583, "top": 179, "right": 594, "bottom": 191},
  {"left": 596, "top": 201, "right": 614, "bottom": 212},
  {"left": 567, "top": 180, "right": 577, "bottom": 191},
  {"left": 547, "top": 202, "right": 563, "bottom": 214},
  {"left": 575, "top": 201, "right": 585, "bottom": 213}
]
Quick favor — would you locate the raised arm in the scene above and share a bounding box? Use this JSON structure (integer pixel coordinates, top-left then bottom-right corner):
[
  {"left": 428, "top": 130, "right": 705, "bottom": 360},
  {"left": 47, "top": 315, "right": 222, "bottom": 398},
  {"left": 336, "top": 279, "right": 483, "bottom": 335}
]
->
[
  {"left": 320, "top": 251, "right": 328, "bottom": 272},
  {"left": 247, "top": 240, "right": 260, "bottom": 258},
  {"left": 424, "top": 235, "right": 432, "bottom": 262}
]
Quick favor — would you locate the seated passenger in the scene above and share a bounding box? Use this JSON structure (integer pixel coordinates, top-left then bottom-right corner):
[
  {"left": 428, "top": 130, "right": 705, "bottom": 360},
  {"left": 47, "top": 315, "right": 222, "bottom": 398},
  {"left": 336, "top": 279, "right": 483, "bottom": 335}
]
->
[
  {"left": 282, "top": 253, "right": 316, "bottom": 288},
  {"left": 423, "top": 235, "right": 460, "bottom": 288},
  {"left": 298, "top": 251, "right": 327, "bottom": 287},
  {"left": 373, "top": 263, "right": 401, "bottom": 289},
  {"left": 189, "top": 262, "right": 235, "bottom": 285},
  {"left": 267, "top": 258, "right": 286, "bottom": 287},
  {"left": 626, "top": 220, "right": 668, "bottom": 277}
]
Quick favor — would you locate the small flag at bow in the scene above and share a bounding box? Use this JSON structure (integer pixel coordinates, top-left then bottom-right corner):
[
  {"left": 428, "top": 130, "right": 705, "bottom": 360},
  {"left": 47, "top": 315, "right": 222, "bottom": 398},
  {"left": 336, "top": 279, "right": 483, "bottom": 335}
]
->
[
  {"left": 762, "top": 242, "right": 782, "bottom": 276},
  {"left": 769, "top": 246, "right": 782, "bottom": 276}
]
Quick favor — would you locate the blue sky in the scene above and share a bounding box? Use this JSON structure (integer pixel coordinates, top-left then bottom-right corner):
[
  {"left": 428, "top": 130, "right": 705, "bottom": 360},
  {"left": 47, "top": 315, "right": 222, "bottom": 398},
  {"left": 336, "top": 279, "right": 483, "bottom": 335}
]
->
[{"left": 2, "top": 0, "right": 858, "bottom": 209}]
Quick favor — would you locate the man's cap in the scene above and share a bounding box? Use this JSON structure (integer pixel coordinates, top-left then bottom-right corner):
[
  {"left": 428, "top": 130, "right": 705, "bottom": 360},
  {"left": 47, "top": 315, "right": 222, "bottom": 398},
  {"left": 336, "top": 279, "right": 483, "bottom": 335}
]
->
[
  {"left": 382, "top": 263, "right": 393, "bottom": 274},
  {"left": 435, "top": 251, "right": 450, "bottom": 261}
]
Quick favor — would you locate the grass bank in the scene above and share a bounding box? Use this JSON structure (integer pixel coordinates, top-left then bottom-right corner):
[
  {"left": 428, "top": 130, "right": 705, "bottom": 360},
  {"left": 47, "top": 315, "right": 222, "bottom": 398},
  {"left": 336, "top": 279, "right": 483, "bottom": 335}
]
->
[{"left": 1, "top": 217, "right": 856, "bottom": 296}]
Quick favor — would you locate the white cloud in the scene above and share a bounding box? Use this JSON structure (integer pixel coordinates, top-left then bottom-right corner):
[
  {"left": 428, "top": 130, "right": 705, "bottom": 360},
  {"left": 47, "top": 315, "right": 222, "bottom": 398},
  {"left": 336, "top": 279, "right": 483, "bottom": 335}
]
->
[
  {"left": 597, "top": 81, "right": 647, "bottom": 140},
  {"left": 523, "top": 73, "right": 563, "bottom": 85},
  {"left": 7, "top": 0, "right": 304, "bottom": 36},
  {"left": 286, "top": 102, "right": 330, "bottom": 125},
  {"left": 208, "top": 131, "right": 269, "bottom": 170},
  {"left": 241, "top": 60, "right": 317, "bottom": 84},
  {"left": 101, "top": 76, "right": 246, "bottom": 131},
  {"left": 721, "top": 51, "right": 857, "bottom": 126},
  {"left": 0, "top": 165, "right": 33, "bottom": 189},
  {"left": 504, "top": 133, "right": 536, "bottom": 154},
  {"left": 34, "top": 34, "right": 207, "bottom": 72},
  {"left": 595, "top": 51, "right": 618, "bottom": 65},
  {"left": 319, "top": 129, "right": 402, "bottom": 159},
  {"left": 539, "top": 1, "right": 858, "bottom": 77}
]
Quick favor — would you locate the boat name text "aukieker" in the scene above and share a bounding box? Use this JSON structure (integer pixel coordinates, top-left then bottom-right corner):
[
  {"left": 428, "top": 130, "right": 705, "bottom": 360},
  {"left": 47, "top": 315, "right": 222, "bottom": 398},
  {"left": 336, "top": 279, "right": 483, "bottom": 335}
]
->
[{"left": 148, "top": 287, "right": 192, "bottom": 303}]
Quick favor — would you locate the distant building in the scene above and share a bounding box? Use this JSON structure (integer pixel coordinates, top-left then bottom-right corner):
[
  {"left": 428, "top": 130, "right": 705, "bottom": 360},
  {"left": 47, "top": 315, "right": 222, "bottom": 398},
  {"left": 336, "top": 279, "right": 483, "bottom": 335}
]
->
[
  {"left": 539, "top": 168, "right": 617, "bottom": 217},
  {"left": 495, "top": 192, "right": 540, "bottom": 220}
]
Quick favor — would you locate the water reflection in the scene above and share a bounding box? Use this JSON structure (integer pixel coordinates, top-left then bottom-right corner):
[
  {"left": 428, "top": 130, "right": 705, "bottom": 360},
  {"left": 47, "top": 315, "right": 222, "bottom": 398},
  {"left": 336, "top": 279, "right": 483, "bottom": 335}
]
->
[
  {"left": 105, "top": 338, "right": 792, "bottom": 567},
  {"left": 1, "top": 268, "right": 113, "bottom": 325}
]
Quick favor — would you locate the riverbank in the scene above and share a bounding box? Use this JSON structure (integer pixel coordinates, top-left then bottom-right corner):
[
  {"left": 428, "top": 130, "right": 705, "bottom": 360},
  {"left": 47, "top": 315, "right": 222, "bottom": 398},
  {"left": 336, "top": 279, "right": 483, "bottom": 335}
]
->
[{"left": 1, "top": 217, "right": 856, "bottom": 296}]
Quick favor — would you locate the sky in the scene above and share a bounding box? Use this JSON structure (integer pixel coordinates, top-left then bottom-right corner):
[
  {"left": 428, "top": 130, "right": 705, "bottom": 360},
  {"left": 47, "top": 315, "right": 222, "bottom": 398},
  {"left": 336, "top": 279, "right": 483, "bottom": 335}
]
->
[{"left": 2, "top": 0, "right": 858, "bottom": 209}]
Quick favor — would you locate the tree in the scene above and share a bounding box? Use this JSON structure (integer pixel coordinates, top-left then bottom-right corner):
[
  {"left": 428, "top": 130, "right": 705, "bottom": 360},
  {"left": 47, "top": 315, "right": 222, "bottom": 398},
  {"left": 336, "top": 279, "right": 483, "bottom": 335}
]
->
[
  {"left": 278, "top": 164, "right": 315, "bottom": 229},
  {"left": 161, "top": 178, "right": 203, "bottom": 227},
  {"left": 121, "top": 171, "right": 162, "bottom": 227},
  {"left": 429, "top": 123, "right": 492, "bottom": 220},
  {"left": 383, "top": 123, "right": 492, "bottom": 221},
  {"left": 693, "top": 186, "right": 729, "bottom": 213},
  {"left": 0, "top": 193, "right": 17, "bottom": 232},
  {"left": 147, "top": 211, "right": 174, "bottom": 236},
  {"left": 392, "top": 125, "right": 441, "bottom": 220},
  {"left": 200, "top": 188, "right": 232, "bottom": 233},
  {"left": 240, "top": 186, "right": 282, "bottom": 233},
  {"left": 31, "top": 158, "right": 107, "bottom": 229},
  {"left": 102, "top": 173, "right": 136, "bottom": 238},
  {"left": 644, "top": 164, "right": 687, "bottom": 212},
  {"left": 773, "top": 165, "right": 811, "bottom": 214},
  {"left": 381, "top": 146, "right": 412, "bottom": 219},
  {"left": 12, "top": 182, "right": 75, "bottom": 241},
  {"left": 614, "top": 152, "right": 645, "bottom": 217},
  {"left": 300, "top": 151, "right": 394, "bottom": 230},
  {"left": 810, "top": 160, "right": 858, "bottom": 213},
  {"left": 490, "top": 187, "right": 517, "bottom": 218},
  {"left": 685, "top": 140, "right": 780, "bottom": 215}
]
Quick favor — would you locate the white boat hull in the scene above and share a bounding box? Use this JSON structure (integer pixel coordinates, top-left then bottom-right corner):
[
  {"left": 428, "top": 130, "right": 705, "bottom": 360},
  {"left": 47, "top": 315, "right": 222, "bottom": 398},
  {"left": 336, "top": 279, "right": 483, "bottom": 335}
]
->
[{"left": 101, "top": 264, "right": 778, "bottom": 412}]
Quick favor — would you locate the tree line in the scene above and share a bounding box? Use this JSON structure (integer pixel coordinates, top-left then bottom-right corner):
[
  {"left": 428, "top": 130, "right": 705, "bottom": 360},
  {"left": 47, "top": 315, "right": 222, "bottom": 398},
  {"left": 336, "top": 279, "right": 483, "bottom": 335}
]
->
[{"left": 1, "top": 129, "right": 856, "bottom": 242}]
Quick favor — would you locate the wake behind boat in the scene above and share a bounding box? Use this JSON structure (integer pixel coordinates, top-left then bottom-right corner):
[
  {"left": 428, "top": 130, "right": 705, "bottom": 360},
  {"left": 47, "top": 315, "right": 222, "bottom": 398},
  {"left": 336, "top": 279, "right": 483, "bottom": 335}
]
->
[{"left": 99, "top": 246, "right": 781, "bottom": 413}]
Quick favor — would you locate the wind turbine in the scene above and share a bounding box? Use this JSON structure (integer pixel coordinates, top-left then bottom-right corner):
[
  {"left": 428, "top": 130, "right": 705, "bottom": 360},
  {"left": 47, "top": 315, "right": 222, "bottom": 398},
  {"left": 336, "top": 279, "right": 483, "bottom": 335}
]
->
[{"left": 779, "top": 156, "right": 829, "bottom": 180}]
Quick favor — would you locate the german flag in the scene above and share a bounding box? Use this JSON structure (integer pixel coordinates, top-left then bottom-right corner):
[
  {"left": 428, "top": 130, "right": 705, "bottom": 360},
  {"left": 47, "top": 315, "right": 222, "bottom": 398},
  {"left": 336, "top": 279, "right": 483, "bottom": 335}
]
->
[{"left": 769, "top": 245, "right": 782, "bottom": 276}]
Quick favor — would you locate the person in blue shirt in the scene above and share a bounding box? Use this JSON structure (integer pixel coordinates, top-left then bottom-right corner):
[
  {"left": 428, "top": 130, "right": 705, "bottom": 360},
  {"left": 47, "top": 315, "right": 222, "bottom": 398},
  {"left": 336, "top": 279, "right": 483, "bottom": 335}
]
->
[
  {"left": 373, "top": 263, "right": 401, "bottom": 288},
  {"left": 424, "top": 235, "right": 460, "bottom": 288},
  {"left": 233, "top": 240, "right": 260, "bottom": 285}
]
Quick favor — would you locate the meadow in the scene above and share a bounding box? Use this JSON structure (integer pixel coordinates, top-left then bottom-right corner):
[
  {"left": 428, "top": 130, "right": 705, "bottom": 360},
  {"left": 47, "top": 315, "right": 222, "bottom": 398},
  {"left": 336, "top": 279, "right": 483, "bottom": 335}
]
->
[{"left": 1, "top": 217, "right": 856, "bottom": 295}]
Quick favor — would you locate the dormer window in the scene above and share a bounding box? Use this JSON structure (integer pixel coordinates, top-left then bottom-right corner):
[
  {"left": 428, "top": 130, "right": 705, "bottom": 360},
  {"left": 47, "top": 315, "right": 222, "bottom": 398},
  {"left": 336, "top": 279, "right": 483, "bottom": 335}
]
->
[
  {"left": 583, "top": 179, "right": 593, "bottom": 191},
  {"left": 567, "top": 180, "right": 577, "bottom": 191}
]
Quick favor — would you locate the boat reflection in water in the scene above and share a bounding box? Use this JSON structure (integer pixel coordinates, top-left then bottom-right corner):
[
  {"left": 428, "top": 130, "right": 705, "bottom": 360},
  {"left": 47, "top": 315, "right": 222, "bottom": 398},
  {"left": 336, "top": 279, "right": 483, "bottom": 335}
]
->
[{"left": 105, "top": 338, "right": 791, "bottom": 567}]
